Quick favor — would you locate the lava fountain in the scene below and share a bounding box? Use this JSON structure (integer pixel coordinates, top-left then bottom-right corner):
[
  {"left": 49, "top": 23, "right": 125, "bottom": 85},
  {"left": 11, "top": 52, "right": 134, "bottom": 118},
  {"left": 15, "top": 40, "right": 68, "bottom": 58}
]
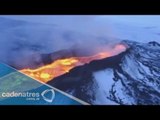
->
[{"left": 20, "top": 44, "right": 126, "bottom": 83}]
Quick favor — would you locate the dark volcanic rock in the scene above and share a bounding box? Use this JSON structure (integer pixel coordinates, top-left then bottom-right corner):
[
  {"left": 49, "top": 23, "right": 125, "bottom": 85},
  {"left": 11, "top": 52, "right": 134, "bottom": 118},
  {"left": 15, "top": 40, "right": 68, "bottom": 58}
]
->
[{"left": 47, "top": 40, "right": 160, "bottom": 105}]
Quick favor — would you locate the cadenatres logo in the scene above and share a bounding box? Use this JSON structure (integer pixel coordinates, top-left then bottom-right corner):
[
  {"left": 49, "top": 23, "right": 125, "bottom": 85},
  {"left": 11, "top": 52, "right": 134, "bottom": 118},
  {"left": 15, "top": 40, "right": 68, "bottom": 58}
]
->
[
  {"left": 0, "top": 89, "right": 55, "bottom": 103},
  {"left": 41, "top": 89, "right": 55, "bottom": 103}
]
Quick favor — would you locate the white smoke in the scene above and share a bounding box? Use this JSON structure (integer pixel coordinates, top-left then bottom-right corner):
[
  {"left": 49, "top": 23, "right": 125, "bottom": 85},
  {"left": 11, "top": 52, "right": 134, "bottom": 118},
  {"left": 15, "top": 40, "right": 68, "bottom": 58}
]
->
[{"left": 0, "top": 16, "right": 119, "bottom": 69}]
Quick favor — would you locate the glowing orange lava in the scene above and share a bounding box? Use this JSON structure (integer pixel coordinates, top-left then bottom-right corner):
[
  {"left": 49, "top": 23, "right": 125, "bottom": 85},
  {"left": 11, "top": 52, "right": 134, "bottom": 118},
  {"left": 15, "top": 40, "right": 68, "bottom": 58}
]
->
[{"left": 20, "top": 44, "right": 126, "bottom": 83}]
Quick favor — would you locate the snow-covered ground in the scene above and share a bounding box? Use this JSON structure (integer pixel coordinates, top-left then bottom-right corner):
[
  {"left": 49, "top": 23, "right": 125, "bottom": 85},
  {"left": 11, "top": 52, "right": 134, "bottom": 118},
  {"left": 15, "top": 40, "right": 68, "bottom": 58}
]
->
[{"left": 93, "top": 69, "right": 118, "bottom": 105}]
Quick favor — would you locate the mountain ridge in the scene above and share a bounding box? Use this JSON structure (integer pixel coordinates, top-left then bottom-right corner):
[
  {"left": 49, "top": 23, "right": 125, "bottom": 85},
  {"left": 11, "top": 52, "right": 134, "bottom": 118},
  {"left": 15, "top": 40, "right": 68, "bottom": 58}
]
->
[{"left": 47, "top": 40, "right": 160, "bottom": 105}]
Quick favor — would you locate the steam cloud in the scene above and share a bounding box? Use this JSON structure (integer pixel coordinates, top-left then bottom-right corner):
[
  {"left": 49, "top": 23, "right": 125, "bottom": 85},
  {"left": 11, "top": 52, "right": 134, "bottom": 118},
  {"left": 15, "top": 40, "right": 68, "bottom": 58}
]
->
[{"left": 0, "top": 16, "right": 120, "bottom": 69}]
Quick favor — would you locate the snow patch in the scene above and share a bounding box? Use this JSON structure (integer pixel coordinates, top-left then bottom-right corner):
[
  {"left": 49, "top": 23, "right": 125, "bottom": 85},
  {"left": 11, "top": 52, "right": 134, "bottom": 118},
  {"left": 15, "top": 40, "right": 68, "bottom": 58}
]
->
[
  {"left": 113, "top": 80, "right": 135, "bottom": 104},
  {"left": 93, "top": 69, "right": 118, "bottom": 105}
]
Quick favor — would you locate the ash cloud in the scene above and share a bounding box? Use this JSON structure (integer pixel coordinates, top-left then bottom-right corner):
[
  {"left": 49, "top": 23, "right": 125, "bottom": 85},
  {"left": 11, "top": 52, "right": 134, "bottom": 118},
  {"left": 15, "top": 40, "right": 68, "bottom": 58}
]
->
[{"left": 0, "top": 16, "right": 120, "bottom": 69}]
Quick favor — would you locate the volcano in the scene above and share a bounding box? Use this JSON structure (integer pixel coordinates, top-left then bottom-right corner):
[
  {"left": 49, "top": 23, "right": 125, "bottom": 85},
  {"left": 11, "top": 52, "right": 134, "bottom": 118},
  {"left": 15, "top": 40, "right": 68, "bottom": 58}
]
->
[
  {"left": 1, "top": 16, "right": 160, "bottom": 105},
  {"left": 20, "top": 44, "right": 126, "bottom": 82},
  {"left": 46, "top": 40, "right": 160, "bottom": 105}
]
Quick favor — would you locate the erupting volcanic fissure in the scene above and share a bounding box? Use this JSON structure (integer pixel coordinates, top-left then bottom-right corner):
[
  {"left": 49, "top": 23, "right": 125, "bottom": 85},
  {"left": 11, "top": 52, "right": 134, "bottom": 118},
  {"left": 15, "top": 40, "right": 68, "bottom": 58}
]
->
[{"left": 20, "top": 44, "right": 126, "bottom": 82}]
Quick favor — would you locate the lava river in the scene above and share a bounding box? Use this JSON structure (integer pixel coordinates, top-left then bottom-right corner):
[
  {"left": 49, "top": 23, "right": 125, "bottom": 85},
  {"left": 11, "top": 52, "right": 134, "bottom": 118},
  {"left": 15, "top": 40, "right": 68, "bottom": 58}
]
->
[{"left": 20, "top": 44, "right": 126, "bottom": 83}]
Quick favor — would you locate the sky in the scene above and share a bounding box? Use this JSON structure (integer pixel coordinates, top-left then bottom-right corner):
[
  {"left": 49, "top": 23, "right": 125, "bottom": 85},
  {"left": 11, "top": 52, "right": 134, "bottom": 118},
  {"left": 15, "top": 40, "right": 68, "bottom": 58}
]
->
[
  {"left": 0, "top": 15, "right": 160, "bottom": 68},
  {"left": 2, "top": 15, "right": 160, "bottom": 41},
  {"left": 2, "top": 15, "right": 160, "bottom": 27}
]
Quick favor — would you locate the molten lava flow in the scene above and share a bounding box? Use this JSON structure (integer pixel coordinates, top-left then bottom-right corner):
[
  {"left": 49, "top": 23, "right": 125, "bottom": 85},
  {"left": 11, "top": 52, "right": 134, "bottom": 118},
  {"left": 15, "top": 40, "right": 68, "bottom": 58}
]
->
[{"left": 20, "top": 44, "right": 126, "bottom": 83}]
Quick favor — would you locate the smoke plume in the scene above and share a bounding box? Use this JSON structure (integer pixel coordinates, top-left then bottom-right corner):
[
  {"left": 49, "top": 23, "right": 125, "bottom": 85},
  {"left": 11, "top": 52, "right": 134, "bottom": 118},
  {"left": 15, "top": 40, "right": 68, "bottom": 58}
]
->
[{"left": 0, "top": 16, "right": 120, "bottom": 69}]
